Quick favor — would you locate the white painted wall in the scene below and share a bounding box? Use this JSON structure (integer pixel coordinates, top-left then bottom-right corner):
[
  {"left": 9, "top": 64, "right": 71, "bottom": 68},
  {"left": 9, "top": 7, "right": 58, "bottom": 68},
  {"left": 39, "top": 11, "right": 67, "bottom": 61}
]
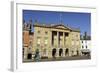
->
[{"left": 81, "top": 40, "right": 91, "bottom": 51}]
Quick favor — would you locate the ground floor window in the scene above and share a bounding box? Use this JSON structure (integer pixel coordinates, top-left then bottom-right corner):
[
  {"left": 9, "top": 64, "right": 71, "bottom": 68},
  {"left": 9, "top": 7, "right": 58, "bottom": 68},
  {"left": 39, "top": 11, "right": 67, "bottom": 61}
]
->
[
  {"left": 43, "top": 49, "right": 46, "bottom": 56},
  {"left": 41, "top": 49, "right": 48, "bottom": 59},
  {"left": 77, "top": 50, "right": 79, "bottom": 55}
]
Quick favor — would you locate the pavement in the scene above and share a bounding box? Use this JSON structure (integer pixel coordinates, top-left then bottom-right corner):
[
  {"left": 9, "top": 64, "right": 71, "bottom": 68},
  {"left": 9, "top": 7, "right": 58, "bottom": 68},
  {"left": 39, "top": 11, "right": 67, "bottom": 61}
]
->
[{"left": 23, "top": 55, "right": 91, "bottom": 63}]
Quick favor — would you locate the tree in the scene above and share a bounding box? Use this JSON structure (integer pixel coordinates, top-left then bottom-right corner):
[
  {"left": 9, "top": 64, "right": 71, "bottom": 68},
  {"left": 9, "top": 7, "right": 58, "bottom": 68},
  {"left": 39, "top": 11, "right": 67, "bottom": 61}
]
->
[{"left": 84, "top": 32, "right": 87, "bottom": 40}]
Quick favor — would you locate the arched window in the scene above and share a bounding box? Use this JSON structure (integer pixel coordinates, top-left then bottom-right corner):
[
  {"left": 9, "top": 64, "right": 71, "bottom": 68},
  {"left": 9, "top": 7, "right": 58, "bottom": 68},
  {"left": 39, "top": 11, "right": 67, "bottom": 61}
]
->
[
  {"left": 65, "top": 48, "right": 69, "bottom": 56},
  {"left": 59, "top": 48, "right": 63, "bottom": 57},
  {"left": 52, "top": 48, "right": 56, "bottom": 58}
]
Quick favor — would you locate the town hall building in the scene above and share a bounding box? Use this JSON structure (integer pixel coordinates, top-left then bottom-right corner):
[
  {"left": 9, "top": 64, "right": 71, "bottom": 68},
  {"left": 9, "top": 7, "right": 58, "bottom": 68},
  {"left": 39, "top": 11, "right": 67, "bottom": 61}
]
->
[{"left": 23, "top": 20, "right": 81, "bottom": 61}]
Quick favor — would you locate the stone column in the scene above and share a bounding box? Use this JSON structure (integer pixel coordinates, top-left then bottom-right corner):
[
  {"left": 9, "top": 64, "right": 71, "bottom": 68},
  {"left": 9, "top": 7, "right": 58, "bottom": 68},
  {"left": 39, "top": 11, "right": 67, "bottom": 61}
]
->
[
  {"left": 48, "top": 46, "right": 52, "bottom": 58},
  {"left": 57, "top": 31, "right": 59, "bottom": 47},
  {"left": 56, "top": 31, "right": 59, "bottom": 57},
  {"left": 63, "top": 32, "right": 65, "bottom": 47},
  {"left": 63, "top": 32, "right": 65, "bottom": 57},
  {"left": 56, "top": 48, "right": 59, "bottom": 58},
  {"left": 51, "top": 31, "right": 52, "bottom": 46},
  {"left": 48, "top": 31, "right": 52, "bottom": 58}
]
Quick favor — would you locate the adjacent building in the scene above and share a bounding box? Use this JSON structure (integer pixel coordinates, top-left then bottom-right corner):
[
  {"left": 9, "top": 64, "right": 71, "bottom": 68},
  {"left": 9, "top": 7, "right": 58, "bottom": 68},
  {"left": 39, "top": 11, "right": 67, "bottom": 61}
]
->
[{"left": 80, "top": 32, "right": 91, "bottom": 56}]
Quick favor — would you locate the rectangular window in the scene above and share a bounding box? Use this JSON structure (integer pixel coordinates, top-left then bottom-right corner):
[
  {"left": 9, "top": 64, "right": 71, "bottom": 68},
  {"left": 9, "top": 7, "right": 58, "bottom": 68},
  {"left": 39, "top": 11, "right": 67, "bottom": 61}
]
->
[
  {"left": 65, "top": 33, "right": 69, "bottom": 36},
  {"left": 44, "top": 37, "right": 48, "bottom": 45},
  {"left": 44, "top": 39, "right": 48, "bottom": 45},
  {"left": 86, "top": 45, "right": 87, "bottom": 48},
  {"left": 76, "top": 34, "right": 78, "bottom": 37},
  {"left": 45, "top": 31, "right": 48, "bottom": 34},
  {"left": 82, "top": 46, "right": 84, "bottom": 48},
  {"left": 38, "top": 30, "right": 40, "bottom": 33},
  {"left": 43, "top": 49, "right": 46, "bottom": 56},
  {"left": 37, "top": 44, "right": 40, "bottom": 47},
  {"left": 37, "top": 37, "right": 41, "bottom": 44}
]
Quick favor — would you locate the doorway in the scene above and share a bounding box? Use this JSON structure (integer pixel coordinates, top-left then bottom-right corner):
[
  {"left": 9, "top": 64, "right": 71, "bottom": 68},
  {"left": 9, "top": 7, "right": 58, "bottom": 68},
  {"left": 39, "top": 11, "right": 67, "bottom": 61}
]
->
[
  {"left": 52, "top": 48, "right": 56, "bottom": 58},
  {"left": 65, "top": 48, "right": 69, "bottom": 56},
  {"left": 59, "top": 48, "right": 63, "bottom": 57},
  {"left": 27, "top": 53, "right": 32, "bottom": 59}
]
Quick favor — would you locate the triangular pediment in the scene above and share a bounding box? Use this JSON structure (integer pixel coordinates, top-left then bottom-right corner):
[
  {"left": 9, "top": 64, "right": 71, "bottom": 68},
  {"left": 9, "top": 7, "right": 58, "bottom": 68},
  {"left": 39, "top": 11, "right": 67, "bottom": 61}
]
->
[
  {"left": 52, "top": 24, "right": 71, "bottom": 30},
  {"left": 56, "top": 25, "right": 67, "bottom": 29}
]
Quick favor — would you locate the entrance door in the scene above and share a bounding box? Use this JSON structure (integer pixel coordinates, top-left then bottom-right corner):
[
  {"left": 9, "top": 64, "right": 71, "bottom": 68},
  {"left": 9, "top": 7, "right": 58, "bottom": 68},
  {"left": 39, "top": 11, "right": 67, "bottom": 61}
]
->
[
  {"left": 59, "top": 48, "right": 63, "bottom": 57},
  {"left": 52, "top": 48, "right": 56, "bottom": 58},
  {"left": 77, "top": 50, "right": 79, "bottom": 56},
  {"left": 65, "top": 48, "right": 69, "bottom": 56},
  {"left": 27, "top": 53, "right": 32, "bottom": 59}
]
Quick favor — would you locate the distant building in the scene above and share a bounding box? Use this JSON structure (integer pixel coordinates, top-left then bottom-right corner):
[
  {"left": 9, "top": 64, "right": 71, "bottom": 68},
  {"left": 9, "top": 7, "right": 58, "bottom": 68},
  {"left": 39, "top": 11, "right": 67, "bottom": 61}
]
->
[
  {"left": 80, "top": 32, "right": 91, "bottom": 56},
  {"left": 23, "top": 20, "right": 34, "bottom": 60},
  {"left": 23, "top": 20, "right": 81, "bottom": 60}
]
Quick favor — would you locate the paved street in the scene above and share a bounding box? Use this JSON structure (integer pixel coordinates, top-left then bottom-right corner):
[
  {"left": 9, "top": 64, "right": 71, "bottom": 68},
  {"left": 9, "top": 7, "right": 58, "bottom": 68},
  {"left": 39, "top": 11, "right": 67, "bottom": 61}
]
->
[{"left": 23, "top": 55, "right": 91, "bottom": 63}]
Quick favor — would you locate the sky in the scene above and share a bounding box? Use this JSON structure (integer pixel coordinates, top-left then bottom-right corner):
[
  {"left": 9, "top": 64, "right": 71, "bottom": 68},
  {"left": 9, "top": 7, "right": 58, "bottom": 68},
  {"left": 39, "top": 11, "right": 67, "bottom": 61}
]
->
[{"left": 23, "top": 10, "right": 91, "bottom": 36}]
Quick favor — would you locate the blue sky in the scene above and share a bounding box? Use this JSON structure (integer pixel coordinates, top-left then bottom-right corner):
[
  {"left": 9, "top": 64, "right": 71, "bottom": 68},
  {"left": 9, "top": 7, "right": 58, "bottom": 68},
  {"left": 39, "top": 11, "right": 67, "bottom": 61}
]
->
[{"left": 23, "top": 10, "right": 91, "bottom": 36}]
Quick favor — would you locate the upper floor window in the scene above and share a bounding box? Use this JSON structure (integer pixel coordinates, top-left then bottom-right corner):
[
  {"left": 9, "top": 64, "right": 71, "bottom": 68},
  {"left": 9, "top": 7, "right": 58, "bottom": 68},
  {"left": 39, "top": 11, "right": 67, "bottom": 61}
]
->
[
  {"left": 60, "top": 38, "right": 62, "bottom": 41},
  {"left": 43, "top": 49, "right": 46, "bottom": 56},
  {"left": 37, "top": 37, "right": 41, "bottom": 44},
  {"left": 82, "top": 45, "right": 84, "bottom": 48},
  {"left": 44, "top": 38, "right": 48, "bottom": 45},
  {"left": 76, "top": 34, "right": 78, "bottom": 37},
  {"left": 65, "top": 33, "right": 69, "bottom": 36},
  {"left": 85, "top": 41, "right": 87, "bottom": 43},
  {"left": 37, "top": 44, "right": 40, "bottom": 47},
  {"left": 29, "top": 41, "right": 32, "bottom": 46},
  {"left": 45, "top": 31, "right": 48, "bottom": 34},
  {"left": 37, "top": 30, "right": 40, "bottom": 33},
  {"left": 86, "top": 45, "right": 87, "bottom": 48}
]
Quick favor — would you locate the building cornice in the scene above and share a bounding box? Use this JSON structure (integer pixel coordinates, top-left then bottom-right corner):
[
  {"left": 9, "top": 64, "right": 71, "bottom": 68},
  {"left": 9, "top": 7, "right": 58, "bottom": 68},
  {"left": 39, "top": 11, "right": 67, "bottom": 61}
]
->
[{"left": 33, "top": 24, "right": 80, "bottom": 32}]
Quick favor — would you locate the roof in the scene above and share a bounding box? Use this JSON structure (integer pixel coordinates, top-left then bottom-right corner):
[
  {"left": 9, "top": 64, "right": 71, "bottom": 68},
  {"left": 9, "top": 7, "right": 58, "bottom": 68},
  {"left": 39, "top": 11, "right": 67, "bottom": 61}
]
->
[
  {"left": 33, "top": 23, "right": 80, "bottom": 32},
  {"left": 80, "top": 35, "right": 91, "bottom": 40}
]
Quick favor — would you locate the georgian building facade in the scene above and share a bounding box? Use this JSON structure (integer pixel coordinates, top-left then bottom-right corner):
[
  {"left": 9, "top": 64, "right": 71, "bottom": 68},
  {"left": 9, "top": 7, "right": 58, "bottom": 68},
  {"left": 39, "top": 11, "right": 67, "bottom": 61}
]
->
[{"left": 23, "top": 21, "right": 81, "bottom": 60}]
